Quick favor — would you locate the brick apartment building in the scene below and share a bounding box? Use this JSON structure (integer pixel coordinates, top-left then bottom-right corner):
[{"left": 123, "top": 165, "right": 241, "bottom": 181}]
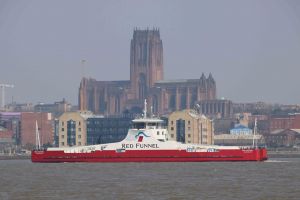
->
[
  {"left": 20, "top": 112, "right": 54, "bottom": 146},
  {"left": 269, "top": 113, "right": 300, "bottom": 132}
]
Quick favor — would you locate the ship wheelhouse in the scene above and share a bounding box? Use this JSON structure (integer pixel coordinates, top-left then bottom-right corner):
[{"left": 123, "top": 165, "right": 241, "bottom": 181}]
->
[{"left": 131, "top": 118, "right": 168, "bottom": 142}]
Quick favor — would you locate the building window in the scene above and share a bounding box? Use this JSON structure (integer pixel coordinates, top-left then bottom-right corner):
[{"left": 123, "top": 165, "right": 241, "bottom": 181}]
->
[
  {"left": 78, "top": 128, "right": 81, "bottom": 132},
  {"left": 78, "top": 135, "right": 81, "bottom": 139},
  {"left": 171, "top": 134, "right": 174, "bottom": 138},
  {"left": 61, "top": 142, "right": 64, "bottom": 146},
  {"left": 157, "top": 131, "right": 160, "bottom": 135},
  {"left": 171, "top": 121, "right": 173, "bottom": 125},
  {"left": 78, "top": 142, "right": 81, "bottom": 145},
  {"left": 188, "top": 127, "right": 191, "bottom": 131},
  {"left": 171, "top": 127, "right": 174, "bottom": 131},
  {"left": 61, "top": 135, "right": 64, "bottom": 139},
  {"left": 67, "top": 120, "right": 76, "bottom": 146},
  {"left": 62, "top": 121, "right": 64, "bottom": 126},
  {"left": 79, "top": 121, "right": 81, "bottom": 126},
  {"left": 188, "top": 121, "right": 190, "bottom": 125},
  {"left": 188, "top": 134, "right": 191, "bottom": 138},
  {"left": 61, "top": 128, "right": 64, "bottom": 131},
  {"left": 176, "top": 119, "right": 185, "bottom": 143}
]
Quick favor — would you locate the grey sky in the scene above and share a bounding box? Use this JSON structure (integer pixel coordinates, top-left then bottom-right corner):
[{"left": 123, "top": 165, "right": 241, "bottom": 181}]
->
[{"left": 0, "top": 0, "right": 300, "bottom": 105}]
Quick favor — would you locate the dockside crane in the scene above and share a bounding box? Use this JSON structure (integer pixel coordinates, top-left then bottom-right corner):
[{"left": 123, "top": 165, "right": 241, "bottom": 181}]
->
[{"left": 0, "top": 83, "right": 14, "bottom": 110}]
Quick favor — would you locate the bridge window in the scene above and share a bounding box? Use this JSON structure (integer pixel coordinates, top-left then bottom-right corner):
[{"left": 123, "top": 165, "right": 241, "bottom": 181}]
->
[{"left": 133, "top": 123, "right": 146, "bottom": 129}]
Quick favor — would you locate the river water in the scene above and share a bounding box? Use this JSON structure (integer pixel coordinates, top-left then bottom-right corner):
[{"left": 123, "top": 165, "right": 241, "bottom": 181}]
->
[{"left": 0, "top": 158, "right": 299, "bottom": 200}]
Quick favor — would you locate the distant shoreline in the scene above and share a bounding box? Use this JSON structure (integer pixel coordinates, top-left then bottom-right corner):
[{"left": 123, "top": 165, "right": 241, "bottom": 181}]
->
[
  {"left": 0, "top": 155, "right": 30, "bottom": 160},
  {"left": 268, "top": 150, "right": 300, "bottom": 158}
]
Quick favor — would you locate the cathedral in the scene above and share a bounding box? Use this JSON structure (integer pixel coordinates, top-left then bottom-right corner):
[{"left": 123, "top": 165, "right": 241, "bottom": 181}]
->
[{"left": 79, "top": 28, "right": 216, "bottom": 115}]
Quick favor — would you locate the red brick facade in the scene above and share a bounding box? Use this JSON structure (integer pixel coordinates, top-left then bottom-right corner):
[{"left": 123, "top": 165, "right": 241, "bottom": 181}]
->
[
  {"left": 265, "top": 129, "right": 300, "bottom": 147},
  {"left": 269, "top": 114, "right": 300, "bottom": 132},
  {"left": 20, "top": 112, "right": 53, "bottom": 146}
]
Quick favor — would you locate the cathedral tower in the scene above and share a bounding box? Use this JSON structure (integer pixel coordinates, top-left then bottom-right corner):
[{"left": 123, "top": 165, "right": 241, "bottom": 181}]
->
[
  {"left": 79, "top": 28, "right": 217, "bottom": 115},
  {"left": 130, "top": 28, "right": 163, "bottom": 100}
]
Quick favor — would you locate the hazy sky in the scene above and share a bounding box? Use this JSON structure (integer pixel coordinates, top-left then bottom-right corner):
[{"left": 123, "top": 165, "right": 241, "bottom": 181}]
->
[{"left": 0, "top": 0, "right": 300, "bottom": 105}]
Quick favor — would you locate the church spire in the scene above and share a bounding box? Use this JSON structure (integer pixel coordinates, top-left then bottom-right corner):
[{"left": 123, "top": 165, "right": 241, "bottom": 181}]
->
[{"left": 207, "top": 73, "right": 215, "bottom": 85}]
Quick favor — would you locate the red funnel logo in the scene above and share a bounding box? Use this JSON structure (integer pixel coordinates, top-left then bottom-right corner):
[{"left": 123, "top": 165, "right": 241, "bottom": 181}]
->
[
  {"left": 135, "top": 131, "right": 149, "bottom": 142},
  {"left": 138, "top": 136, "right": 143, "bottom": 142}
]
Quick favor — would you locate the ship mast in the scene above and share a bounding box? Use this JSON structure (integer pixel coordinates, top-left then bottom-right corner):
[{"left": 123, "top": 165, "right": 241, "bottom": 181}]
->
[
  {"left": 252, "top": 118, "right": 257, "bottom": 148},
  {"left": 143, "top": 99, "right": 147, "bottom": 119},
  {"left": 35, "top": 120, "right": 41, "bottom": 150}
]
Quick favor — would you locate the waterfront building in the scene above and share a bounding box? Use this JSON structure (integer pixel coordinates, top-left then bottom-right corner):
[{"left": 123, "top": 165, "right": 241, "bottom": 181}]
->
[
  {"left": 0, "top": 126, "right": 14, "bottom": 144},
  {"left": 57, "top": 111, "right": 135, "bottom": 147},
  {"left": 269, "top": 113, "right": 300, "bottom": 132},
  {"left": 214, "top": 120, "right": 264, "bottom": 146},
  {"left": 53, "top": 118, "right": 59, "bottom": 147},
  {"left": 58, "top": 111, "right": 92, "bottom": 147},
  {"left": 0, "top": 112, "right": 21, "bottom": 122},
  {"left": 20, "top": 112, "right": 53, "bottom": 147},
  {"left": 0, "top": 112, "right": 21, "bottom": 144},
  {"left": 230, "top": 124, "right": 253, "bottom": 135},
  {"left": 79, "top": 28, "right": 217, "bottom": 115},
  {"left": 214, "top": 134, "right": 264, "bottom": 146},
  {"left": 213, "top": 118, "right": 235, "bottom": 135},
  {"left": 0, "top": 127, "right": 15, "bottom": 153},
  {"left": 86, "top": 116, "right": 133, "bottom": 145},
  {"left": 264, "top": 129, "right": 300, "bottom": 148},
  {"left": 168, "top": 109, "right": 214, "bottom": 144}
]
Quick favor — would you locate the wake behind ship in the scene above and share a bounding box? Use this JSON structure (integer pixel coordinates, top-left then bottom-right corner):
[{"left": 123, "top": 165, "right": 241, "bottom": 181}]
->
[{"left": 31, "top": 102, "right": 267, "bottom": 163}]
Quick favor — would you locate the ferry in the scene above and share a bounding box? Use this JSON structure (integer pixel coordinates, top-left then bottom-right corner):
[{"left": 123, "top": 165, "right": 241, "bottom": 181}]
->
[{"left": 31, "top": 102, "right": 267, "bottom": 163}]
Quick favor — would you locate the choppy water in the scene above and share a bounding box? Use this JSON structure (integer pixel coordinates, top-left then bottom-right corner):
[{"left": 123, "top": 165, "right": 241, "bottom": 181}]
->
[{"left": 0, "top": 158, "right": 299, "bottom": 200}]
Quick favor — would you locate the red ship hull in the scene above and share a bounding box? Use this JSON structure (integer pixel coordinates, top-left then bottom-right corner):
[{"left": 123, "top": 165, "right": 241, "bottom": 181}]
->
[{"left": 31, "top": 148, "right": 267, "bottom": 163}]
